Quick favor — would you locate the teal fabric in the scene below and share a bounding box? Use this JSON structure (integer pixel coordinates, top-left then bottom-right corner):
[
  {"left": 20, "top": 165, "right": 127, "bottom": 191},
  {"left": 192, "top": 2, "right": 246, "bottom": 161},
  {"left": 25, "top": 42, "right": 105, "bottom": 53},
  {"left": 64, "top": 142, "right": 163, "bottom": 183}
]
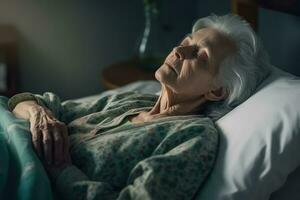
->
[
  {"left": 0, "top": 96, "right": 53, "bottom": 200},
  {"left": 31, "top": 91, "right": 220, "bottom": 200}
]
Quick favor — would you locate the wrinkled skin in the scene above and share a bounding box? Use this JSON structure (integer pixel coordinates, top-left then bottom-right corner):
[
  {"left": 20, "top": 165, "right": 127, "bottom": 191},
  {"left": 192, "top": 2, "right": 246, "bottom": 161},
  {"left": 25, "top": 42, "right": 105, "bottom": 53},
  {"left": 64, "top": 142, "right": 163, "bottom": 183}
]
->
[
  {"left": 13, "top": 101, "right": 71, "bottom": 172},
  {"left": 131, "top": 27, "right": 236, "bottom": 123},
  {"left": 13, "top": 27, "right": 236, "bottom": 173}
]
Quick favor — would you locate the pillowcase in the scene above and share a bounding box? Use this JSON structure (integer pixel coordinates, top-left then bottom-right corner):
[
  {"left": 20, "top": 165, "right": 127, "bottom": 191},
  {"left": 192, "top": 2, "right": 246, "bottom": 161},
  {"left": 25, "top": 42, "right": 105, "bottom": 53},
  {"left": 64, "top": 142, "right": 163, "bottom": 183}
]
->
[{"left": 196, "top": 66, "right": 300, "bottom": 200}]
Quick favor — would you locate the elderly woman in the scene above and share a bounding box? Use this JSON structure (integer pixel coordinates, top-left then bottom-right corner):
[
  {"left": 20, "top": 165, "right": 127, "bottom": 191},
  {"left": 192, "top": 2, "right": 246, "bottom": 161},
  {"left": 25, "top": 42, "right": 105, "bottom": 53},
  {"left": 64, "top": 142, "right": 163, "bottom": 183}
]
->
[{"left": 9, "top": 14, "right": 270, "bottom": 200}]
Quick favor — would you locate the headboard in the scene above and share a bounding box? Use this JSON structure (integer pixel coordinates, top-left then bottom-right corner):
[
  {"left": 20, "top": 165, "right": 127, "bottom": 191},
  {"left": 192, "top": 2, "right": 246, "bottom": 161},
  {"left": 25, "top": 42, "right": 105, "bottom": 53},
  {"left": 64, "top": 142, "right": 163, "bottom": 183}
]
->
[
  {"left": 231, "top": 0, "right": 300, "bottom": 77},
  {"left": 231, "top": 0, "right": 300, "bottom": 30}
]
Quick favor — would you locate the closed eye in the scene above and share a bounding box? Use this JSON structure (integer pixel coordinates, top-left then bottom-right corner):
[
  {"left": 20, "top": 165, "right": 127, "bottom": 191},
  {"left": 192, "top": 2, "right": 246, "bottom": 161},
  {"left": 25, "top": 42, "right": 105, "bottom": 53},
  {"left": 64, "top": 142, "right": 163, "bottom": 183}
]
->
[{"left": 198, "top": 49, "right": 208, "bottom": 61}]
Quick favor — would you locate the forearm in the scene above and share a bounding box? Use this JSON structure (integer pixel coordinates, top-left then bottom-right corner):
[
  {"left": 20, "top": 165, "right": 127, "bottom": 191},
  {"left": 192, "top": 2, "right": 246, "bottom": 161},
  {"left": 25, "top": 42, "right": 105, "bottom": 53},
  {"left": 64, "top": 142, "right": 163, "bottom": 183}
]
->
[
  {"left": 8, "top": 92, "right": 63, "bottom": 122},
  {"left": 12, "top": 100, "right": 41, "bottom": 120}
]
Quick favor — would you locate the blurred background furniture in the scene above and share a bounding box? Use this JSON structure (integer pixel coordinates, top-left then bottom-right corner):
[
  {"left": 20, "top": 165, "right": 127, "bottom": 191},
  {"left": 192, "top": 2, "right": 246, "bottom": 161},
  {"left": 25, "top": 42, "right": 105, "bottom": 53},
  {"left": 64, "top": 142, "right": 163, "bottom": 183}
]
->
[
  {"left": 0, "top": 1, "right": 298, "bottom": 99},
  {"left": 232, "top": 0, "right": 300, "bottom": 30},
  {"left": 101, "top": 58, "right": 156, "bottom": 90}
]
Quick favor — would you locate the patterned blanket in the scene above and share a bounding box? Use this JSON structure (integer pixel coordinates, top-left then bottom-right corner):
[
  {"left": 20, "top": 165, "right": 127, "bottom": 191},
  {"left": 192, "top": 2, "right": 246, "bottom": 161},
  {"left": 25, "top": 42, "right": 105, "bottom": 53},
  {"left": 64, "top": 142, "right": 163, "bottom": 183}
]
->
[{"left": 1, "top": 90, "right": 219, "bottom": 200}]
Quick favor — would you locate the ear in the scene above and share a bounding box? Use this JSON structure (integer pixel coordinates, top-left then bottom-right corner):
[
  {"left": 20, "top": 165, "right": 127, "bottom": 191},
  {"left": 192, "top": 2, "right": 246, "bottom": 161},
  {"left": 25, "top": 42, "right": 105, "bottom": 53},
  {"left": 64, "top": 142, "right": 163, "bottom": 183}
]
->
[{"left": 204, "top": 87, "right": 227, "bottom": 102}]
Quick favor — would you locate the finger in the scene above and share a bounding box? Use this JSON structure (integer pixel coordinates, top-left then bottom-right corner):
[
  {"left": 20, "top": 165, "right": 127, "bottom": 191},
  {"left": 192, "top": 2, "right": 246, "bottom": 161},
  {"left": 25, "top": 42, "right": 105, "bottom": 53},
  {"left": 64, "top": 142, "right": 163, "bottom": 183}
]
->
[
  {"left": 30, "top": 114, "right": 44, "bottom": 157},
  {"left": 42, "top": 126, "right": 53, "bottom": 165},
  {"left": 53, "top": 126, "right": 63, "bottom": 166},
  {"left": 30, "top": 123, "right": 42, "bottom": 158},
  {"left": 44, "top": 108, "right": 58, "bottom": 120}
]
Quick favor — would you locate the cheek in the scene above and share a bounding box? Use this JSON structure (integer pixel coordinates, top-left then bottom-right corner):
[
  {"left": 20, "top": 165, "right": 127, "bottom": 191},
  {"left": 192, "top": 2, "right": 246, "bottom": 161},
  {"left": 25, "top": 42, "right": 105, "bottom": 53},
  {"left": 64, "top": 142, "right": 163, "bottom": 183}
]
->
[
  {"left": 178, "top": 70, "right": 214, "bottom": 94},
  {"left": 177, "top": 61, "right": 202, "bottom": 86}
]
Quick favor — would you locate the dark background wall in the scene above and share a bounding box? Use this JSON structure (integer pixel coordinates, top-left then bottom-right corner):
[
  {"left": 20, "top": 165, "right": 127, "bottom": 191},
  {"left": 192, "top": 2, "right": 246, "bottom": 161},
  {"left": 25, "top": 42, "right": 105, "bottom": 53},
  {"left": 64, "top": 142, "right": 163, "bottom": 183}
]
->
[
  {"left": 259, "top": 8, "right": 300, "bottom": 76},
  {"left": 0, "top": 0, "right": 299, "bottom": 100}
]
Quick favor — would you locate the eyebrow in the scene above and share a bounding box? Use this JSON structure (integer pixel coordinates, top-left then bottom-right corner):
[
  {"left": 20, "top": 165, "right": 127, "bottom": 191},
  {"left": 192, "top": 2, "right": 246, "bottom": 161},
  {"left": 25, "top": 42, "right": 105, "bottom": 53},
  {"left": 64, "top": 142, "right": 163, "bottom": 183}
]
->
[
  {"left": 183, "top": 33, "right": 213, "bottom": 62},
  {"left": 182, "top": 34, "right": 212, "bottom": 56},
  {"left": 187, "top": 34, "right": 210, "bottom": 50}
]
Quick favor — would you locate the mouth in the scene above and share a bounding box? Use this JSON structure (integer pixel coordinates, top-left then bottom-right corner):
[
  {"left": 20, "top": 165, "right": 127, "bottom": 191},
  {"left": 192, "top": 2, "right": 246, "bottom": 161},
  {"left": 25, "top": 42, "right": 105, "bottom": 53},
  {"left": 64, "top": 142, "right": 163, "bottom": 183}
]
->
[{"left": 164, "top": 62, "right": 178, "bottom": 75}]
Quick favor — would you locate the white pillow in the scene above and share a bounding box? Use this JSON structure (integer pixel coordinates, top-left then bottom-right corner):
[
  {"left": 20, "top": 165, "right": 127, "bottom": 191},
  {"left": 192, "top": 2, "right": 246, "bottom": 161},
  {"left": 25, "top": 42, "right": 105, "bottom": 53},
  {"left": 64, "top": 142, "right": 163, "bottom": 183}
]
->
[{"left": 196, "top": 66, "right": 300, "bottom": 200}]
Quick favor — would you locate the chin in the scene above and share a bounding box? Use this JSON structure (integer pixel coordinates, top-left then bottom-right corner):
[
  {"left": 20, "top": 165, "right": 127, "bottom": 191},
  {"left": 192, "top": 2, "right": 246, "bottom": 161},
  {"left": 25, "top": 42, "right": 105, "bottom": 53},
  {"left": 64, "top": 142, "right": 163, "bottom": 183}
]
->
[
  {"left": 155, "top": 66, "right": 178, "bottom": 88},
  {"left": 155, "top": 70, "right": 169, "bottom": 84},
  {"left": 155, "top": 69, "right": 163, "bottom": 82}
]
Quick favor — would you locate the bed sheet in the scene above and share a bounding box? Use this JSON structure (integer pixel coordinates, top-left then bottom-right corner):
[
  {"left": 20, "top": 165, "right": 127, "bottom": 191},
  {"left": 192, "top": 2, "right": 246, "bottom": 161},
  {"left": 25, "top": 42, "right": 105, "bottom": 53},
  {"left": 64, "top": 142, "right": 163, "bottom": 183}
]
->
[{"left": 0, "top": 96, "right": 53, "bottom": 200}]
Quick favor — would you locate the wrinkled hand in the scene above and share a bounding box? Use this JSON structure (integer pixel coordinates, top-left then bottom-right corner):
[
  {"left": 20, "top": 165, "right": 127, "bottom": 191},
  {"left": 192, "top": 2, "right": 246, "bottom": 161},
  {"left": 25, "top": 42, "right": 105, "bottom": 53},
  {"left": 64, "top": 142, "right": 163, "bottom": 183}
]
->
[{"left": 28, "top": 105, "right": 71, "bottom": 167}]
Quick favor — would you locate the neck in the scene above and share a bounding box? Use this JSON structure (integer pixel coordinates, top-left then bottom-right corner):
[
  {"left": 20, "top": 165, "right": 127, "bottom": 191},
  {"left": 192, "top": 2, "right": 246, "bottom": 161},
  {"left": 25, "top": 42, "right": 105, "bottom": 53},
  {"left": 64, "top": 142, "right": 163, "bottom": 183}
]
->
[{"left": 148, "top": 85, "right": 207, "bottom": 118}]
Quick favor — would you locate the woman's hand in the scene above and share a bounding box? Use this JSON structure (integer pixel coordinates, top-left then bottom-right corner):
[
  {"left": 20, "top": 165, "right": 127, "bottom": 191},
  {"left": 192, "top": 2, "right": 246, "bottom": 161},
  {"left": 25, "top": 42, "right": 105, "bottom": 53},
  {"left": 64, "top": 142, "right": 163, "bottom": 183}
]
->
[
  {"left": 13, "top": 100, "right": 70, "bottom": 167},
  {"left": 28, "top": 105, "right": 70, "bottom": 166}
]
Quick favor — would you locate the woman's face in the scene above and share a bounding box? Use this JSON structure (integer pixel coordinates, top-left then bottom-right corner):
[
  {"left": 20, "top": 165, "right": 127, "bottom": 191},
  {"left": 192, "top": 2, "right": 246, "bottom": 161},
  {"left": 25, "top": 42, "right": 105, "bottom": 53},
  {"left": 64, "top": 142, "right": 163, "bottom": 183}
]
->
[{"left": 155, "top": 27, "right": 236, "bottom": 98}]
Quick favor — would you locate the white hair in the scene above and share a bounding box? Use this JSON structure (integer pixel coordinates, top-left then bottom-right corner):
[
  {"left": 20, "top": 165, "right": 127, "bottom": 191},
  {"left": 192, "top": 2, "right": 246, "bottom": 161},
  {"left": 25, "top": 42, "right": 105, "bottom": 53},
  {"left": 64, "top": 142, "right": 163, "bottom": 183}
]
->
[{"left": 192, "top": 14, "right": 271, "bottom": 120}]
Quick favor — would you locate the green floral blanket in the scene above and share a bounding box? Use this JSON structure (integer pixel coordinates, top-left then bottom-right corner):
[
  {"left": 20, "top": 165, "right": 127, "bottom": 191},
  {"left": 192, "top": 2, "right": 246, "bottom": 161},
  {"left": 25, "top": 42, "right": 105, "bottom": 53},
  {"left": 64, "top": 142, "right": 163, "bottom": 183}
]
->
[{"left": 1, "top": 91, "right": 219, "bottom": 200}]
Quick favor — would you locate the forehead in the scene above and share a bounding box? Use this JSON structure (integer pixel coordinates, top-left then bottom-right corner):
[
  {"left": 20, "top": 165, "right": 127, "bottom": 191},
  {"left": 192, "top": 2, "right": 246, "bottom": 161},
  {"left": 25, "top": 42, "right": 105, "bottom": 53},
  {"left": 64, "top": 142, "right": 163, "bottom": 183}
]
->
[
  {"left": 188, "top": 27, "right": 236, "bottom": 73},
  {"left": 191, "top": 27, "right": 235, "bottom": 60},
  {"left": 190, "top": 27, "right": 234, "bottom": 47}
]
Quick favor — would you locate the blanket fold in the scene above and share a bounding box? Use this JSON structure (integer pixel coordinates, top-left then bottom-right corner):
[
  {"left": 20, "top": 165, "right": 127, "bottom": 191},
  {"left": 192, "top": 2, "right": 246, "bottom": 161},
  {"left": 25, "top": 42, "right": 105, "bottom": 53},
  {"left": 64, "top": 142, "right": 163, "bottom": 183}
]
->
[{"left": 0, "top": 96, "right": 53, "bottom": 200}]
